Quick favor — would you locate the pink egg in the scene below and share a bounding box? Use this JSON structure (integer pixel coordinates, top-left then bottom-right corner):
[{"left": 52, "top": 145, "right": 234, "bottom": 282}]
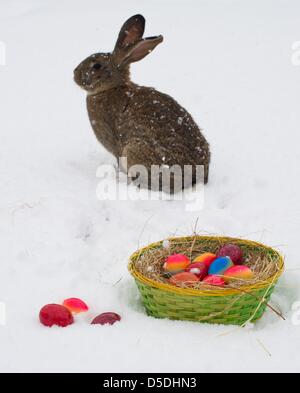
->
[
  {"left": 217, "top": 244, "right": 243, "bottom": 265},
  {"left": 163, "top": 254, "right": 190, "bottom": 272},
  {"left": 62, "top": 298, "right": 89, "bottom": 314},
  {"left": 203, "top": 275, "right": 225, "bottom": 287},
  {"left": 223, "top": 265, "right": 254, "bottom": 282},
  {"left": 193, "top": 252, "right": 217, "bottom": 268},
  {"left": 185, "top": 262, "right": 208, "bottom": 280}
]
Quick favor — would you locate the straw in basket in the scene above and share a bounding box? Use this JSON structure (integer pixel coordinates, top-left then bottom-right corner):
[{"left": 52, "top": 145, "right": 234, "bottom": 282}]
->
[{"left": 129, "top": 236, "right": 284, "bottom": 326}]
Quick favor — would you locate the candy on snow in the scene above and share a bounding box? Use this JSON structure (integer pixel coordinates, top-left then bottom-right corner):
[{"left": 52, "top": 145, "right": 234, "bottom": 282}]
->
[
  {"left": 39, "top": 304, "right": 74, "bottom": 327},
  {"left": 217, "top": 244, "right": 243, "bottom": 265},
  {"left": 208, "top": 256, "right": 234, "bottom": 276},
  {"left": 91, "top": 312, "right": 121, "bottom": 325},
  {"left": 169, "top": 272, "right": 200, "bottom": 286},
  {"left": 62, "top": 298, "right": 89, "bottom": 314},
  {"left": 193, "top": 252, "right": 217, "bottom": 268},
  {"left": 185, "top": 262, "right": 208, "bottom": 280},
  {"left": 223, "top": 265, "right": 254, "bottom": 282},
  {"left": 163, "top": 254, "right": 190, "bottom": 272},
  {"left": 203, "top": 275, "right": 225, "bottom": 287}
]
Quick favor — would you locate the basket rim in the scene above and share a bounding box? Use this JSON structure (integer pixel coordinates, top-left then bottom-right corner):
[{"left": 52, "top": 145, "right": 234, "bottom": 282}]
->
[{"left": 128, "top": 235, "right": 284, "bottom": 297}]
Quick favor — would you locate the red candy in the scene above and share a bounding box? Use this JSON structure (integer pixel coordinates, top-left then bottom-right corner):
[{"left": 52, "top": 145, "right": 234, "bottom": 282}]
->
[
  {"left": 63, "top": 298, "right": 89, "bottom": 314},
  {"left": 217, "top": 244, "right": 243, "bottom": 265},
  {"left": 39, "top": 304, "right": 74, "bottom": 327},
  {"left": 91, "top": 312, "right": 121, "bottom": 325},
  {"left": 185, "top": 262, "right": 208, "bottom": 280},
  {"left": 203, "top": 275, "right": 225, "bottom": 287}
]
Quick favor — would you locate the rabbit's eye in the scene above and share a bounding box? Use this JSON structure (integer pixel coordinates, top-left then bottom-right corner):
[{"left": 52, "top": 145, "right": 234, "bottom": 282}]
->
[{"left": 92, "top": 63, "right": 102, "bottom": 70}]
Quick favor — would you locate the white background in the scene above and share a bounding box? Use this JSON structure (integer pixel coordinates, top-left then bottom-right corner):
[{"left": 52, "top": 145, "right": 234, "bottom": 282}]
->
[{"left": 0, "top": 0, "right": 300, "bottom": 372}]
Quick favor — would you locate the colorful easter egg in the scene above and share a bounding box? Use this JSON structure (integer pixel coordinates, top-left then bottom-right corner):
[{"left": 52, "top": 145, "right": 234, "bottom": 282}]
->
[
  {"left": 217, "top": 244, "right": 243, "bottom": 265},
  {"left": 208, "top": 256, "right": 234, "bottom": 276},
  {"left": 169, "top": 272, "right": 199, "bottom": 286},
  {"left": 223, "top": 265, "right": 254, "bottom": 282},
  {"left": 193, "top": 252, "right": 217, "bottom": 268},
  {"left": 39, "top": 304, "right": 74, "bottom": 327},
  {"left": 185, "top": 262, "right": 208, "bottom": 280},
  {"left": 91, "top": 312, "right": 121, "bottom": 325},
  {"left": 163, "top": 254, "right": 190, "bottom": 272},
  {"left": 203, "top": 275, "right": 225, "bottom": 287},
  {"left": 62, "top": 298, "right": 89, "bottom": 314}
]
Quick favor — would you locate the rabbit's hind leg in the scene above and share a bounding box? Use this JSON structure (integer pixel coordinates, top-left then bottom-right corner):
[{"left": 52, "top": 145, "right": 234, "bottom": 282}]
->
[
  {"left": 120, "top": 141, "right": 152, "bottom": 190},
  {"left": 121, "top": 142, "right": 186, "bottom": 193}
]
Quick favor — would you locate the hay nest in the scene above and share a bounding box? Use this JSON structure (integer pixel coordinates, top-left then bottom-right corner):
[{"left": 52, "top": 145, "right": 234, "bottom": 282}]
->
[{"left": 133, "top": 236, "right": 282, "bottom": 292}]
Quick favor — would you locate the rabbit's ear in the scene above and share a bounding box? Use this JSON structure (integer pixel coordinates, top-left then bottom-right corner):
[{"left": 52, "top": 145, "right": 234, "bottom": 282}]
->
[
  {"left": 114, "top": 14, "right": 145, "bottom": 51},
  {"left": 118, "top": 35, "right": 163, "bottom": 66}
]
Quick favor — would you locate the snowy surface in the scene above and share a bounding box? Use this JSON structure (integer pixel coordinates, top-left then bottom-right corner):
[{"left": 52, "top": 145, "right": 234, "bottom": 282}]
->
[{"left": 1, "top": 0, "right": 300, "bottom": 372}]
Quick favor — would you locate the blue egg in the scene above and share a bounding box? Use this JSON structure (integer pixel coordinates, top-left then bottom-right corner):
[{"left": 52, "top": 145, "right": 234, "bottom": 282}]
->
[{"left": 208, "top": 256, "right": 233, "bottom": 275}]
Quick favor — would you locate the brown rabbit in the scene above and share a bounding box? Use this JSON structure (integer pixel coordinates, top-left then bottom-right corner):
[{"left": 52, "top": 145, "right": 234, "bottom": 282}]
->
[{"left": 74, "top": 14, "right": 210, "bottom": 192}]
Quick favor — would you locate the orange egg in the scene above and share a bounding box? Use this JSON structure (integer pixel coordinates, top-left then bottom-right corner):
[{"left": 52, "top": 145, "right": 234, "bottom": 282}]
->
[
  {"left": 169, "top": 272, "right": 199, "bottom": 286},
  {"left": 193, "top": 252, "right": 217, "bottom": 268},
  {"left": 163, "top": 254, "right": 190, "bottom": 272},
  {"left": 223, "top": 266, "right": 254, "bottom": 283}
]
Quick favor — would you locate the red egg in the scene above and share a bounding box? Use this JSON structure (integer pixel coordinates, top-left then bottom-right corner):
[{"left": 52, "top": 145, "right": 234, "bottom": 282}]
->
[
  {"left": 63, "top": 298, "right": 89, "bottom": 314},
  {"left": 193, "top": 252, "right": 217, "bottom": 268},
  {"left": 39, "top": 304, "right": 74, "bottom": 327},
  {"left": 185, "top": 262, "right": 208, "bottom": 280},
  {"left": 217, "top": 244, "right": 243, "bottom": 264},
  {"left": 91, "top": 312, "right": 121, "bottom": 325},
  {"left": 169, "top": 272, "right": 200, "bottom": 286},
  {"left": 203, "top": 275, "right": 225, "bottom": 287},
  {"left": 163, "top": 254, "right": 190, "bottom": 272}
]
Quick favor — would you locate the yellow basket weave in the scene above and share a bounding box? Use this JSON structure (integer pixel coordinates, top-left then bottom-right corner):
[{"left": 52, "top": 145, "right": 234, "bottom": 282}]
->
[{"left": 129, "top": 236, "right": 284, "bottom": 325}]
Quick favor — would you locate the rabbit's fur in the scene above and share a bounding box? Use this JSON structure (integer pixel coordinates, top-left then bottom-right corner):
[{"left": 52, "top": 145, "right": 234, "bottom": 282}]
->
[{"left": 74, "top": 15, "right": 210, "bottom": 191}]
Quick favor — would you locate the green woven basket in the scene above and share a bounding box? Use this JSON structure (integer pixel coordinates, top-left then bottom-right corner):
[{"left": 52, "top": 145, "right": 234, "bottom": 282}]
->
[{"left": 129, "top": 236, "right": 284, "bottom": 326}]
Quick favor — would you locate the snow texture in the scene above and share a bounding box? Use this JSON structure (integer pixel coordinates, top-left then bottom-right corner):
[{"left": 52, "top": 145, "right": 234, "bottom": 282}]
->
[{"left": 0, "top": 0, "right": 300, "bottom": 372}]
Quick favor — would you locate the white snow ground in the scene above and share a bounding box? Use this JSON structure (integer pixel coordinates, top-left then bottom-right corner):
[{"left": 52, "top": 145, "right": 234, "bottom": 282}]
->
[{"left": 1, "top": 0, "right": 300, "bottom": 373}]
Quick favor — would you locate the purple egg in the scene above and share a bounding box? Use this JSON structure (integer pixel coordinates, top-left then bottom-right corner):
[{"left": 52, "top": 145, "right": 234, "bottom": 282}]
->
[{"left": 217, "top": 244, "right": 243, "bottom": 265}]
